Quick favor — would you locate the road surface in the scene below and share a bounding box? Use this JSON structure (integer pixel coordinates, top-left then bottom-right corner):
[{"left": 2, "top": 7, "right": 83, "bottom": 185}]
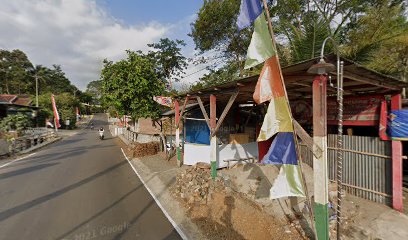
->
[{"left": 0, "top": 114, "right": 181, "bottom": 240}]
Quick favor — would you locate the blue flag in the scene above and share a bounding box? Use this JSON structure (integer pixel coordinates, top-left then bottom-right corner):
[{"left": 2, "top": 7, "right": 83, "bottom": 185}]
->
[
  {"left": 237, "top": 0, "right": 262, "bottom": 31},
  {"left": 262, "top": 132, "right": 298, "bottom": 165}
]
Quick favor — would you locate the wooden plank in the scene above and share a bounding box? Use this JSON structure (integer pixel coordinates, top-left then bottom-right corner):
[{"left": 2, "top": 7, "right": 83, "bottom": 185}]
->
[
  {"left": 342, "top": 71, "right": 400, "bottom": 90},
  {"left": 196, "top": 96, "right": 211, "bottom": 129},
  {"left": 176, "top": 96, "right": 189, "bottom": 127},
  {"left": 211, "top": 90, "right": 239, "bottom": 137},
  {"left": 294, "top": 120, "right": 322, "bottom": 159}
]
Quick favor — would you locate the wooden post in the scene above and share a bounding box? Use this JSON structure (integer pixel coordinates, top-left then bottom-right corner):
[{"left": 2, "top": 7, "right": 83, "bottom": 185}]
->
[
  {"left": 391, "top": 94, "right": 403, "bottom": 212},
  {"left": 211, "top": 90, "right": 239, "bottom": 137},
  {"left": 169, "top": 117, "right": 173, "bottom": 158},
  {"left": 175, "top": 100, "right": 181, "bottom": 166},
  {"left": 313, "top": 75, "right": 329, "bottom": 240},
  {"left": 54, "top": 118, "right": 58, "bottom": 132},
  {"left": 210, "top": 94, "right": 217, "bottom": 179}
]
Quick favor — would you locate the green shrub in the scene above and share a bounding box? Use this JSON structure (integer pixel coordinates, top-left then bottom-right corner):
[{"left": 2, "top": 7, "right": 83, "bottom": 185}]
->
[{"left": 0, "top": 114, "right": 32, "bottom": 134}]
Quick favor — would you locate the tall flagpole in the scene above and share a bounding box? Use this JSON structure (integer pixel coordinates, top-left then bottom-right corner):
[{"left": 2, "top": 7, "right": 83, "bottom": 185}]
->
[{"left": 261, "top": 0, "right": 317, "bottom": 238}]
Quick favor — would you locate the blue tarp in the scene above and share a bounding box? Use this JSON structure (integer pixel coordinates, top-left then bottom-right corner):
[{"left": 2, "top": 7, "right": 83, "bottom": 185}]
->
[
  {"left": 185, "top": 119, "right": 210, "bottom": 145},
  {"left": 388, "top": 110, "right": 408, "bottom": 140}
]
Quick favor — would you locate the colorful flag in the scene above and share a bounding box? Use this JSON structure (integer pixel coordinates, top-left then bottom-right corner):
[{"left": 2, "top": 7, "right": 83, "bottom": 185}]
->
[
  {"left": 244, "top": 13, "right": 275, "bottom": 69},
  {"left": 253, "top": 56, "right": 283, "bottom": 104},
  {"left": 256, "top": 58, "right": 293, "bottom": 142},
  {"left": 262, "top": 132, "right": 305, "bottom": 199},
  {"left": 237, "top": 0, "right": 262, "bottom": 30},
  {"left": 51, "top": 94, "right": 61, "bottom": 128},
  {"left": 153, "top": 96, "right": 173, "bottom": 108}
]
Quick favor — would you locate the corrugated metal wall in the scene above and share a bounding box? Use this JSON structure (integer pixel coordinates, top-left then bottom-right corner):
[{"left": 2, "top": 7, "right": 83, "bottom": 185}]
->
[{"left": 299, "top": 134, "right": 392, "bottom": 205}]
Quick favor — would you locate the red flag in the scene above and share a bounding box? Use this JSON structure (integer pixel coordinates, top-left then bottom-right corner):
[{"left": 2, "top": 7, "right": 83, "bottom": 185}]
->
[{"left": 51, "top": 94, "right": 61, "bottom": 128}]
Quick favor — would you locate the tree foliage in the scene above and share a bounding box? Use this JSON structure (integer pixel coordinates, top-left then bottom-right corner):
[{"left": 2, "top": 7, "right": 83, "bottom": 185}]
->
[
  {"left": 190, "top": 0, "right": 252, "bottom": 76},
  {"left": 341, "top": 0, "right": 408, "bottom": 79},
  {"left": 0, "top": 49, "right": 33, "bottom": 94},
  {"left": 0, "top": 114, "right": 31, "bottom": 134},
  {"left": 38, "top": 92, "right": 80, "bottom": 124},
  {"left": 101, "top": 50, "right": 165, "bottom": 120},
  {"left": 86, "top": 80, "right": 103, "bottom": 103},
  {"left": 147, "top": 38, "right": 188, "bottom": 85},
  {"left": 190, "top": 0, "right": 408, "bottom": 90},
  {"left": 0, "top": 49, "right": 78, "bottom": 95}
]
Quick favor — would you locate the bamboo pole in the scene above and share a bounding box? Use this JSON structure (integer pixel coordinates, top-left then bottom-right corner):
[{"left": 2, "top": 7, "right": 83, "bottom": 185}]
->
[{"left": 261, "top": 1, "right": 317, "bottom": 238}]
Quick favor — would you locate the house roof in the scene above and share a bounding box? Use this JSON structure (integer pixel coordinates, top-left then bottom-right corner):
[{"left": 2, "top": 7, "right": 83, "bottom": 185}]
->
[
  {"left": 0, "top": 94, "right": 33, "bottom": 107},
  {"left": 0, "top": 94, "right": 17, "bottom": 104},
  {"left": 178, "top": 54, "right": 408, "bottom": 104},
  {"left": 161, "top": 103, "right": 199, "bottom": 117}
]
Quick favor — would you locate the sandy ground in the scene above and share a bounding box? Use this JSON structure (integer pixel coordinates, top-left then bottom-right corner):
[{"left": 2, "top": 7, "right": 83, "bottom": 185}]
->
[{"left": 117, "top": 132, "right": 408, "bottom": 240}]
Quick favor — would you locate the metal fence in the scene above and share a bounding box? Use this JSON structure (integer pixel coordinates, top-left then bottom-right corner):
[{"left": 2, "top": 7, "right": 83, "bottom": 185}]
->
[{"left": 299, "top": 134, "right": 392, "bottom": 205}]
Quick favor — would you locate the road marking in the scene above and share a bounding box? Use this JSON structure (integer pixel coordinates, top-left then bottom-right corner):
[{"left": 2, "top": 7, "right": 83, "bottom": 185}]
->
[
  {"left": 120, "top": 148, "right": 188, "bottom": 240},
  {"left": 0, "top": 153, "right": 36, "bottom": 169}
]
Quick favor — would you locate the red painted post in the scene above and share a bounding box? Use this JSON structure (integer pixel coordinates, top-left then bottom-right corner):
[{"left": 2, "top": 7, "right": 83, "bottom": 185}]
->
[
  {"left": 391, "top": 94, "right": 403, "bottom": 212},
  {"left": 379, "top": 100, "right": 390, "bottom": 141},
  {"left": 210, "top": 94, "right": 217, "bottom": 179},
  {"left": 313, "top": 75, "right": 329, "bottom": 240},
  {"left": 175, "top": 100, "right": 180, "bottom": 125}
]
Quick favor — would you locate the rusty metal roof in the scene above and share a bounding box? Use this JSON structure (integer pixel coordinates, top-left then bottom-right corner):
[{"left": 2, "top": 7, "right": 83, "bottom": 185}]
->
[
  {"left": 179, "top": 54, "right": 408, "bottom": 104},
  {"left": 0, "top": 94, "right": 33, "bottom": 107}
]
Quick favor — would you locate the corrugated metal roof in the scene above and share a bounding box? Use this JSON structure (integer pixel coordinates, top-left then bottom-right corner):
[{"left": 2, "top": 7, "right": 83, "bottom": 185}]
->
[{"left": 178, "top": 54, "right": 408, "bottom": 103}]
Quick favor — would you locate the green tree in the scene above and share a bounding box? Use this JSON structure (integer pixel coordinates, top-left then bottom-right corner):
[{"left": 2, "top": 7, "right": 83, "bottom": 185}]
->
[
  {"left": 38, "top": 92, "right": 79, "bottom": 126},
  {"left": 0, "top": 49, "right": 80, "bottom": 96},
  {"left": 0, "top": 49, "right": 33, "bottom": 94},
  {"left": 341, "top": 0, "right": 408, "bottom": 79},
  {"left": 101, "top": 50, "right": 164, "bottom": 120},
  {"left": 86, "top": 80, "right": 103, "bottom": 103},
  {"left": 147, "top": 38, "right": 188, "bottom": 86},
  {"left": 190, "top": 0, "right": 251, "bottom": 76}
]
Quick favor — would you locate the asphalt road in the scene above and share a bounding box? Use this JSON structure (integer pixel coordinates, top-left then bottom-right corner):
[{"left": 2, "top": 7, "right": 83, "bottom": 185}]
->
[{"left": 0, "top": 114, "right": 181, "bottom": 240}]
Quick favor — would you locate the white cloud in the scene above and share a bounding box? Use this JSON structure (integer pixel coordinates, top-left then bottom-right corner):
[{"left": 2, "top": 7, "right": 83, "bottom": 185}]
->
[{"left": 0, "top": 0, "right": 169, "bottom": 90}]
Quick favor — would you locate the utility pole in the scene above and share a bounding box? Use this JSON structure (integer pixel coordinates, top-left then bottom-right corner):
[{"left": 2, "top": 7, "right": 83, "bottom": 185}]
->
[{"left": 35, "top": 74, "right": 39, "bottom": 107}]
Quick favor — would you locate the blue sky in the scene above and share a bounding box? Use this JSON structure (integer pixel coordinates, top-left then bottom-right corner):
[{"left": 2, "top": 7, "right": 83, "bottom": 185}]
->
[
  {"left": 101, "top": 0, "right": 202, "bottom": 25},
  {"left": 0, "top": 0, "right": 205, "bottom": 89}
]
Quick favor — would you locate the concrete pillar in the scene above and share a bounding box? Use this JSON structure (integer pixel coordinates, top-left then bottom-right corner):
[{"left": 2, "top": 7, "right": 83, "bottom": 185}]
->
[
  {"left": 175, "top": 100, "right": 181, "bottom": 166},
  {"left": 313, "top": 75, "right": 329, "bottom": 240},
  {"left": 210, "top": 94, "right": 217, "bottom": 179}
]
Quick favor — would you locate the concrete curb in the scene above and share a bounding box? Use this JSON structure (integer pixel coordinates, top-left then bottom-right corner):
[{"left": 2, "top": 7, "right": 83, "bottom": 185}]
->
[
  {"left": 117, "top": 135, "right": 206, "bottom": 240},
  {"left": 18, "top": 136, "right": 62, "bottom": 155},
  {"left": 127, "top": 157, "right": 206, "bottom": 240}
]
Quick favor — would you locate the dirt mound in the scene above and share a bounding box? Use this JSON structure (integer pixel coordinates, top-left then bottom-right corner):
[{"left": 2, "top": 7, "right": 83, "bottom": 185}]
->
[
  {"left": 172, "top": 162, "right": 213, "bottom": 205},
  {"left": 172, "top": 164, "right": 305, "bottom": 240},
  {"left": 128, "top": 141, "right": 160, "bottom": 158}
]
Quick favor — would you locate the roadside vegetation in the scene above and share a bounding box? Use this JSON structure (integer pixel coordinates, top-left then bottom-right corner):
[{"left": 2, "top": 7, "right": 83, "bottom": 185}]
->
[{"left": 189, "top": 0, "right": 408, "bottom": 90}]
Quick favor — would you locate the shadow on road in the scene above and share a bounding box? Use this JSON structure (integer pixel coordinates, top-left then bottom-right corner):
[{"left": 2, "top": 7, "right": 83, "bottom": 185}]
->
[
  {"left": 112, "top": 176, "right": 178, "bottom": 240},
  {"left": 0, "top": 163, "right": 59, "bottom": 180},
  {"left": 0, "top": 160, "right": 127, "bottom": 223}
]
